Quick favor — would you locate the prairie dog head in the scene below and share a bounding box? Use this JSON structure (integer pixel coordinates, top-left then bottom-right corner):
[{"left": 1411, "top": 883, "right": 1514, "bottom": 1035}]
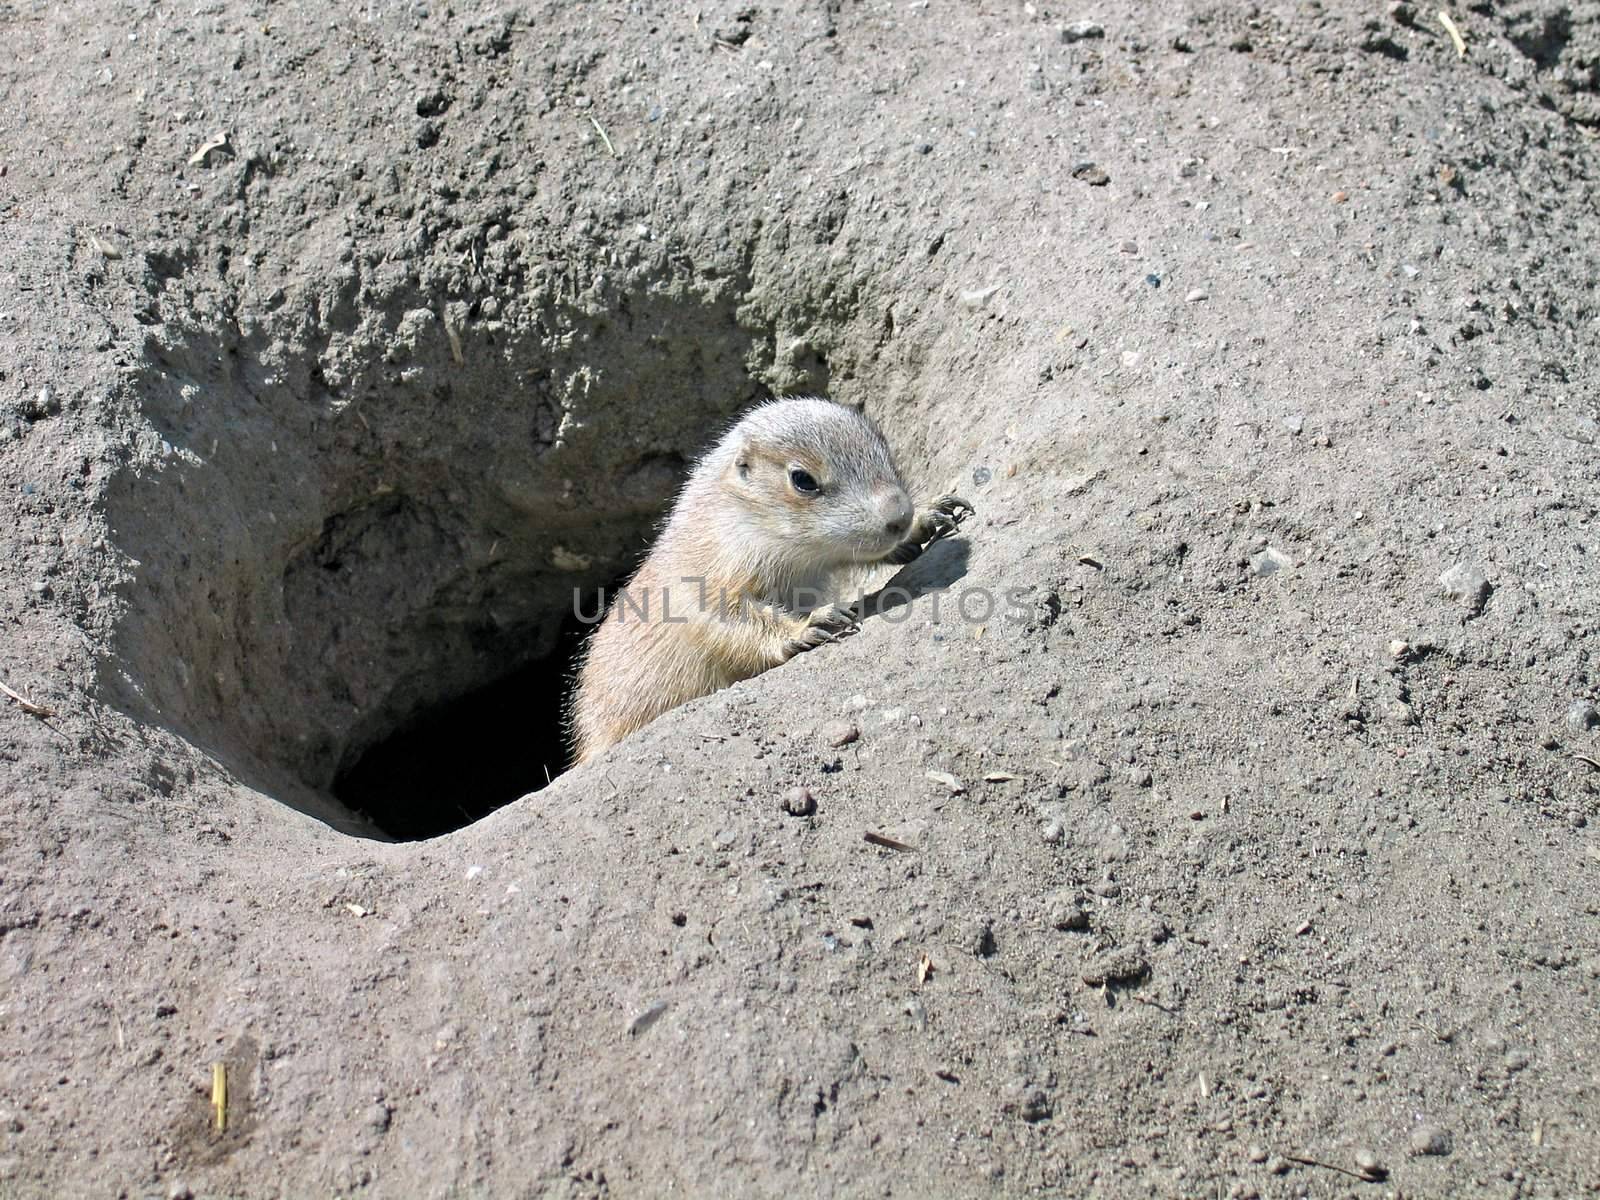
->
[{"left": 711, "top": 397, "right": 915, "bottom": 566}]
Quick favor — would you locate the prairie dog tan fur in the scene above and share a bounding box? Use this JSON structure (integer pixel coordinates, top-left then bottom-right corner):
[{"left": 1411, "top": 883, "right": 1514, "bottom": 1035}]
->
[{"left": 569, "top": 397, "right": 971, "bottom": 763}]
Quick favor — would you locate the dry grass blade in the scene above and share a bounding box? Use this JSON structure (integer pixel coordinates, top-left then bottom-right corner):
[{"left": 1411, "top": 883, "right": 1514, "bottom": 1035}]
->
[
  {"left": 864, "top": 831, "right": 916, "bottom": 853},
  {"left": 588, "top": 115, "right": 618, "bottom": 157},
  {"left": 0, "top": 680, "right": 55, "bottom": 717},
  {"left": 1436, "top": 9, "right": 1467, "bottom": 57},
  {"left": 211, "top": 1062, "right": 227, "bottom": 1133},
  {"left": 1284, "top": 1152, "right": 1384, "bottom": 1182}
]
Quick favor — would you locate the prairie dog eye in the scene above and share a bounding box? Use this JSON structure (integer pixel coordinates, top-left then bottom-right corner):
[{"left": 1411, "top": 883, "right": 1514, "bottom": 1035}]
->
[{"left": 788, "top": 467, "right": 821, "bottom": 496}]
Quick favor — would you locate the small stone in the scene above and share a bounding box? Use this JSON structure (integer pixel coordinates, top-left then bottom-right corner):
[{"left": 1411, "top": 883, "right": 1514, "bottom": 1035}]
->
[
  {"left": 1566, "top": 701, "right": 1598, "bottom": 733},
  {"left": 1504, "top": 1048, "right": 1531, "bottom": 1072},
  {"left": 1389, "top": 639, "right": 1411, "bottom": 659},
  {"left": 415, "top": 89, "right": 450, "bottom": 117},
  {"left": 1121, "top": 350, "right": 1142, "bottom": 368},
  {"left": 1061, "top": 20, "right": 1105, "bottom": 42},
  {"left": 1388, "top": 701, "right": 1418, "bottom": 726},
  {"left": 1048, "top": 892, "right": 1090, "bottom": 930},
  {"left": 1409, "top": 1124, "right": 1451, "bottom": 1156},
  {"left": 782, "top": 787, "right": 816, "bottom": 817},
  {"left": 1352, "top": 1147, "right": 1385, "bottom": 1179},
  {"left": 972, "top": 465, "right": 992, "bottom": 486},
  {"left": 168, "top": 1184, "right": 194, "bottom": 1200},
  {"left": 1184, "top": 288, "right": 1209, "bottom": 303},
  {"left": 971, "top": 920, "right": 997, "bottom": 958},
  {"left": 1091, "top": 879, "right": 1121, "bottom": 898},
  {"left": 16, "top": 386, "right": 60, "bottom": 420},
  {"left": 1251, "top": 547, "right": 1292, "bottom": 577},
  {"left": 1265, "top": 1155, "right": 1290, "bottom": 1175},
  {"left": 821, "top": 720, "right": 860, "bottom": 748},
  {"left": 365, "top": 1102, "right": 392, "bottom": 1133},
  {"left": 1282, "top": 414, "right": 1304, "bottom": 435},
  {"left": 1041, "top": 820, "right": 1064, "bottom": 844},
  {"left": 1438, "top": 562, "right": 1491, "bottom": 614},
  {"left": 1247, "top": 1145, "right": 1268, "bottom": 1164},
  {"left": 154, "top": 1002, "right": 177, "bottom": 1018},
  {"left": 1332, "top": 190, "right": 1350, "bottom": 203},
  {"left": 1120, "top": 240, "right": 1138, "bottom": 254},
  {"left": 1081, "top": 946, "right": 1149, "bottom": 986},
  {"left": 1071, "top": 161, "right": 1110, "bottom": 186}
]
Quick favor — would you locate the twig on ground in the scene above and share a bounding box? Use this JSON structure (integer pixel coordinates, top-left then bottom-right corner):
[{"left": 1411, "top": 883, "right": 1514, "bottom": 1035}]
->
[{"left": 0, "top": 680, "right": 55, "bottom": 717}]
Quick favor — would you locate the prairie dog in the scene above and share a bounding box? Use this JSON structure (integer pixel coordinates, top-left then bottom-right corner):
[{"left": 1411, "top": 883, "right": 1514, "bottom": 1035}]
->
[{"left": 569, "top": 397, "right": 971, "bottom": 763}]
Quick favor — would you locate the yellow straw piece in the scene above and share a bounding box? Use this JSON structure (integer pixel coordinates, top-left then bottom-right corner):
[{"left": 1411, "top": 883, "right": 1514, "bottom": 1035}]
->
[{"left": 211, "top": 1062, "right": 227, "bottom": 1133}]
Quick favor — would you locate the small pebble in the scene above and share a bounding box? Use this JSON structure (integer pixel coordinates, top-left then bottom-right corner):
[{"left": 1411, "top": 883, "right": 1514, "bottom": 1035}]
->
[
  {"left": 1566, "top": 701, "right": 1598, "bottom": 732},
  {"left": 972, "top": 465, "right": 992, "bottom": 486},
  {"left": 1081, "top": 946, "right": 1148, "bottom": 986},
  {"left": 1332, "top": 190, "right": 1350, "bottom": 203},
  {"left": 1145, "top": 273, "right": 1162, "bottom": 288},
  {"left": 1091, "top": 879, "right": 1121, "bottom": 898},
  {"left": 782, "top": 787, "right": 816, "bottom": 817},
  {"left": 1247, "top": 1145, "right": 1268, "bottom": 1164},
  {"left": 1409, "top": 1124, "right": 1451, "bottom": 1156},
  {"left": 1060, "top": 20, "right": 1105, "bottom": 42},
  {"left": 1352, "top": 1147, "right": 1385, "bottom": 1179},
  {"left": 1120, "top": 240, "right": 1138, "bottom": 254},
  {"left": 1251, "top": 547, "right": 1292, "bottom": 577},
  {"left": 821, "top": 720, "right": 859, "bottom": 748},
  {"left": 1072, "top": 161, "right": 1110, "bottom": 186},
  {"left": 1282, "top": 414, "right": 1304, "bottom": 435},
  {"left": 1184, "top": 288, "right": 1208, "bottom": 302},
  {"left": 1438, "top": 562, "right": 1490, "bottom": 614},
  {"left": 1041, "top": 820, "right": 1064, "bottom": 844},
  {"left": 1048, "top": 892, "right": 1089, "bottom": 930},
  {"left": 971, "top": 919, "right": 997, "bottom": 957},
  {"left": 1389, "top": 639, "right": 1411, "bottom": 659}
]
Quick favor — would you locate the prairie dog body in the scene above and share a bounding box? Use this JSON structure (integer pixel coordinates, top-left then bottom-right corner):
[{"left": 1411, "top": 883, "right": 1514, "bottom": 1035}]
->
[{"left": 569, "top": 397, "right": 970, "bottom": 764}]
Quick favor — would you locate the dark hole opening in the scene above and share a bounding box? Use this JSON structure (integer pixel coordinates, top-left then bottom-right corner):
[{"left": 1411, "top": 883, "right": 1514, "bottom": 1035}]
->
[{"left": 332, "top": 605, "right": 598, "bottom": 841}]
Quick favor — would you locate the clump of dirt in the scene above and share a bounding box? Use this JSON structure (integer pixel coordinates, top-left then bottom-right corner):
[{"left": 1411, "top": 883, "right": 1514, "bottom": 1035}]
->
[{"left": 1, "top": 2, "right": 1597, "bottom": 1197}]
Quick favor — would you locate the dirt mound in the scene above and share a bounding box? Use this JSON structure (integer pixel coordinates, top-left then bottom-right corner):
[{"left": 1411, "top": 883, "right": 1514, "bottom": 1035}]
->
[{"left": 1, "top": 2, "right": 1597, "bottom": 1195}]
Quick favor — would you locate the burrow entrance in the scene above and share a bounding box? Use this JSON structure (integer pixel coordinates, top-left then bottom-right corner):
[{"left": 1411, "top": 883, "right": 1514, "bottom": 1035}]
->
[{"left": 102, "top": 265, "right": 855, "bottom": 840}]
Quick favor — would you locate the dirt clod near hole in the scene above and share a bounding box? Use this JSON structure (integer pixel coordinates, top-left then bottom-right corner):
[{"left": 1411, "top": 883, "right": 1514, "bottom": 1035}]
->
[{"left": 2, "top": 2, "right": 1599, "bottom": 1197}]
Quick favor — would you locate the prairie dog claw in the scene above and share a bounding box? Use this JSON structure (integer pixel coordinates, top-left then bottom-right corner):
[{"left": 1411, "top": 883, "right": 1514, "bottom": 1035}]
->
[
  {"left": 783, "top": 603, "right": 861, "bottom": 658},
  {"left": 882, "top": 494, "right": 976, "bottom": 564}
]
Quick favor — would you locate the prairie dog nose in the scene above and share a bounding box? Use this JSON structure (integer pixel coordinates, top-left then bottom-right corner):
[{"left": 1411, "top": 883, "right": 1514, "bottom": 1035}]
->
[{"left": 877, "top": 485, "right": 914, "bottom": 537}]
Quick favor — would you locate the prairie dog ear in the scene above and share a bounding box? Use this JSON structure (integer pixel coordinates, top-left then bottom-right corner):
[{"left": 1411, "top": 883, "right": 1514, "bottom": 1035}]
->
[{"left": 723, "top": 438, "right": 756, "bottom": 486}]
